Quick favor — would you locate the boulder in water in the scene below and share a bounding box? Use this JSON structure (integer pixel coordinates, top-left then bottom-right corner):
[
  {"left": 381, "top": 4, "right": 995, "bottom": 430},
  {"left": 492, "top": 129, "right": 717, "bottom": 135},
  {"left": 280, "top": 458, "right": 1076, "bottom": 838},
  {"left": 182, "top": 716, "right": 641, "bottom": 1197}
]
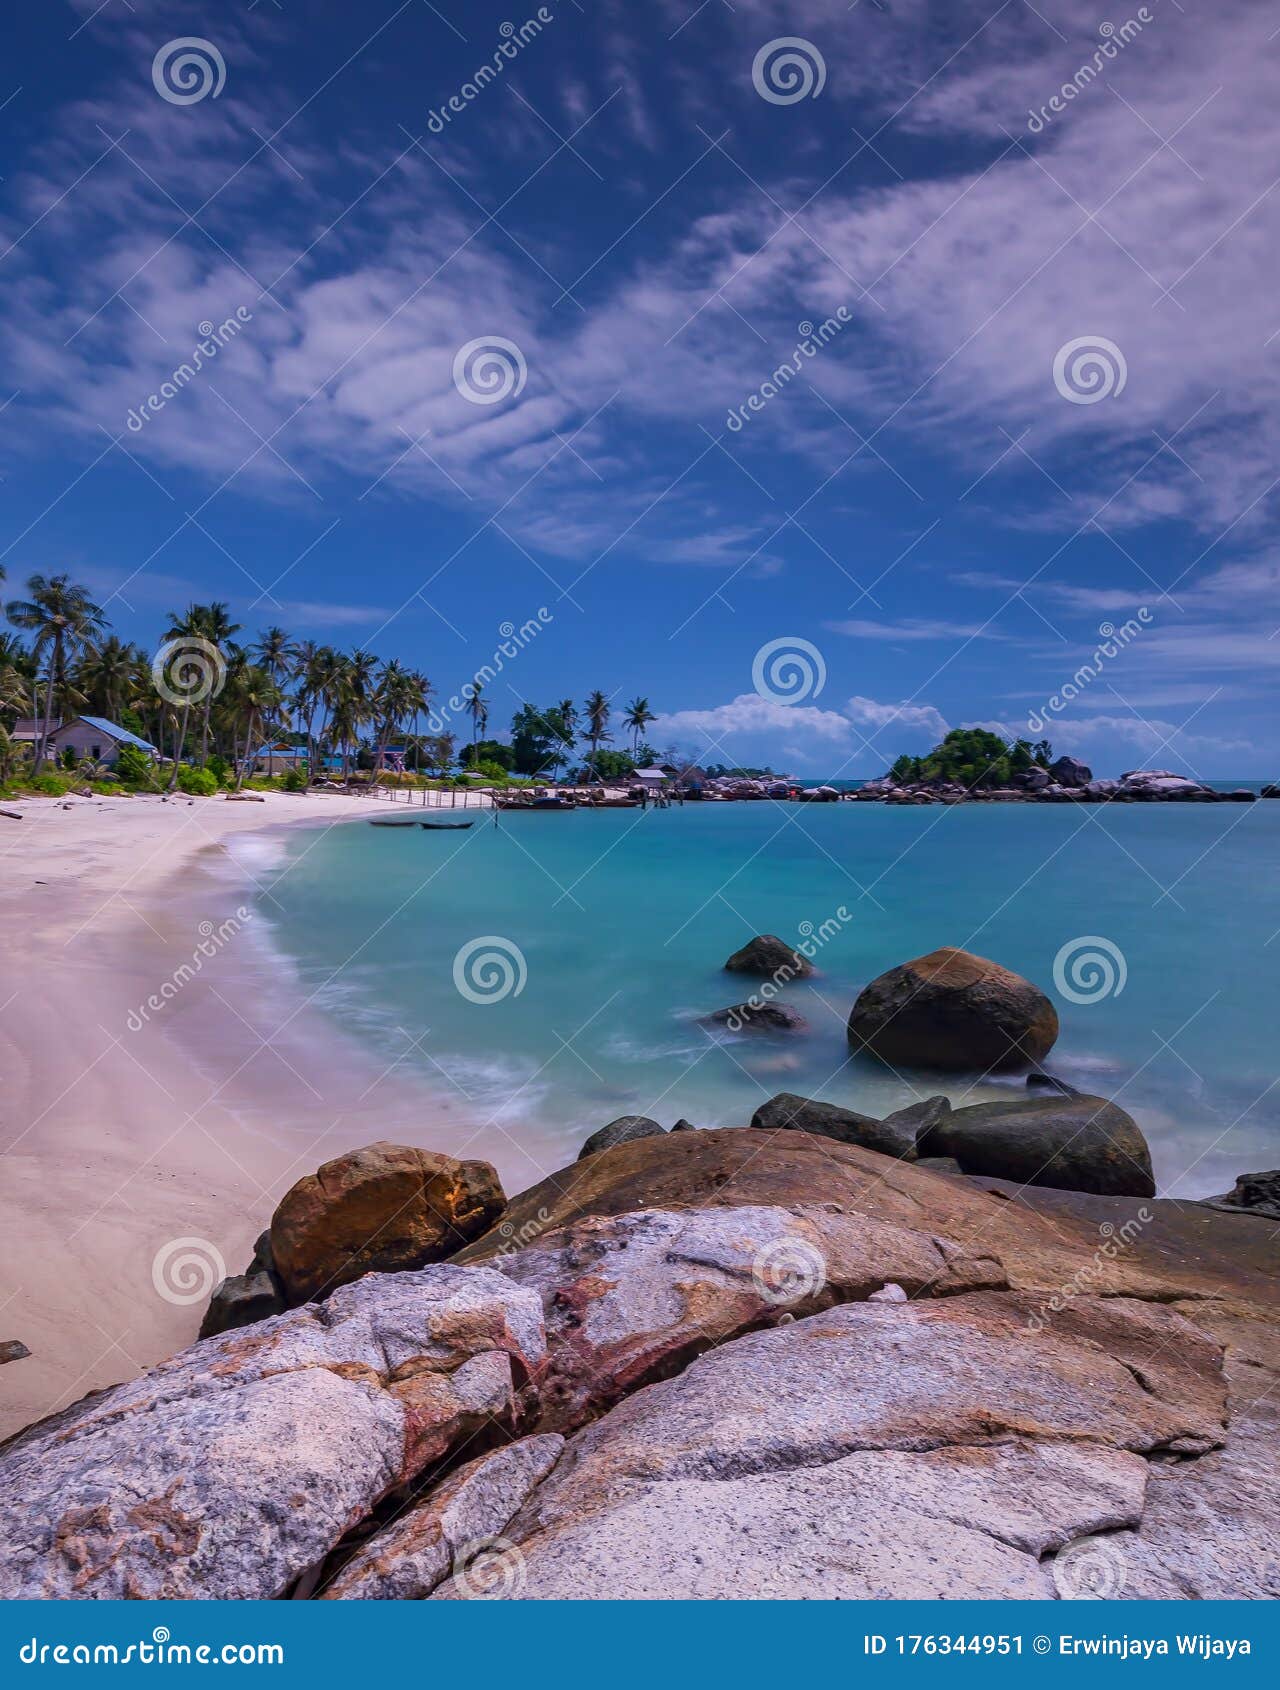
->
[
  {"left": 848, "top": 947, "right": 1058, "bottom": 1072},
  {"left": 723, "top": 933, "right": 814, "bottom": 979},
  {"left": 926, "top": 1094, "right": 1154, "bottom": 1198},
  {"left": 750, "top": 1093, "right": 916, "bottom": 1160}
]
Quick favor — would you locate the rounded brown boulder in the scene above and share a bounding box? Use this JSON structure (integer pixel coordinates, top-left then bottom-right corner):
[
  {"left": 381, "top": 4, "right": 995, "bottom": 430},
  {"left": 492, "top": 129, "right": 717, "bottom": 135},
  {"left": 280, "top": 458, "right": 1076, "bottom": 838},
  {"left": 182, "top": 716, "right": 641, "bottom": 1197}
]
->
[
  {"left": 848, "top": 947, "right": 1058, "bottom": 1073},
  {"left": 270, "top": 1142, "right": 505, "bottom": 1304}
]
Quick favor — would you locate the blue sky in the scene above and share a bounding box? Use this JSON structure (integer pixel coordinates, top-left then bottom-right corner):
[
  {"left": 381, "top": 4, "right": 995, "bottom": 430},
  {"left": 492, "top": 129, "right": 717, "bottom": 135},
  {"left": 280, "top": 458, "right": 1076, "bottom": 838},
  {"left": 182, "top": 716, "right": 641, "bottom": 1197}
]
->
[{"left": 0, "top": 0, "right": 1276, "bottom": 776}]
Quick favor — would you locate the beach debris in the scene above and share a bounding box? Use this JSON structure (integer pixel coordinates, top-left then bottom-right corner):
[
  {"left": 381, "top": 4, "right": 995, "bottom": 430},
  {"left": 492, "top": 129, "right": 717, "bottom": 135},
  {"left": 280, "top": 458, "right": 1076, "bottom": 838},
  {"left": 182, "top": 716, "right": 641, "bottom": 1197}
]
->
[
  {"left": 848, "top": 946, "right": 1058, "bottom": 1072},
  {"left": 722, "top": 933, "right": 814, "bottom": 979},
  {"left": 0, "top": 1340, "right": 30, "bottom": 1365},
  {"left": 270, "top": 1141, "right": 506, "bottom": 1305},
  {"left": 923, "top": 1093, "right": 1155, "bottom": 1198},
  {"left": 0, "top": 809, "right": 22, "bottom": 821},
  {"left": 749, "top": 1092, "right": 917, "bottom": 1161},
  {"left": 578, "top": 1115, "right": 665, "bottom": 1161}
]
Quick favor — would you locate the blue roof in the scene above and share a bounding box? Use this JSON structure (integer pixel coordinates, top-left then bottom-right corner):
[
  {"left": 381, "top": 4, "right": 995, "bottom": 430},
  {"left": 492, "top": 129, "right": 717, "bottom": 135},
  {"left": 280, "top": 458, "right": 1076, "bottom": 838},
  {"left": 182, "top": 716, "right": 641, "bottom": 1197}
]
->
[{"left": 69, "top": 716, "right": 157, "bottom": 752}]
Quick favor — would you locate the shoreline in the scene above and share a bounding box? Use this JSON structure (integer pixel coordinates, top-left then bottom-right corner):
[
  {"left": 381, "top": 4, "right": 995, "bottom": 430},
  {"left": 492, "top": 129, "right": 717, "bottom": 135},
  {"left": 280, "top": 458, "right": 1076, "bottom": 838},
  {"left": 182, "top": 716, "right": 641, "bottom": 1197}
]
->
[{"left": 0, "top": 791, "right": 490, "bottom": 1440}]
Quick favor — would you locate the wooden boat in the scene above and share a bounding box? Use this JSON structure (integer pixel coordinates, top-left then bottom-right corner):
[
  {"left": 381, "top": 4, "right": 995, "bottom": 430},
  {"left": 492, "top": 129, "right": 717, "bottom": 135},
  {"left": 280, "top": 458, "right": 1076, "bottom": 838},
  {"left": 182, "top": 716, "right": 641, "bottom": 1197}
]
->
[
  {"left": 419, "top": 820, "right": 473, "bottom": 830},
  {"left": 497, "top": 794, "right": 576, "bottom": 811},
  {"left": 368, "top": 815, "right": 417, "bottom": 828}
]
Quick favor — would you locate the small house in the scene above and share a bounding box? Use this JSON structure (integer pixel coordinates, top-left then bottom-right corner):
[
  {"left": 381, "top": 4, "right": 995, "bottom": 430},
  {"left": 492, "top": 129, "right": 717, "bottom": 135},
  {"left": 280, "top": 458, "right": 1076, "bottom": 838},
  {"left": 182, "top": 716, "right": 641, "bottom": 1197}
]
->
[
  {"left": 10, "top": 717, "right": 58, "bottom": 745},
  {"left": 251, "top": 744, "right": 309, "bottom": 777},
  {"left": 47, "top": 716, "right": 158, "bottom": 769}
]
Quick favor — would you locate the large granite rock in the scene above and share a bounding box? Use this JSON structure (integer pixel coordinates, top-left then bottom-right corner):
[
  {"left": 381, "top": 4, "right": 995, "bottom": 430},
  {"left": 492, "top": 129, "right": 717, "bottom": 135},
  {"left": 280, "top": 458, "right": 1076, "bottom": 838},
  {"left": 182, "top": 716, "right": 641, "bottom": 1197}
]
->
[
  {"left": 492, "top": 1205, "right": 1003, "bottom": 1434},
  {"left": 322, "top": 1435, "right": 564, "bottom": 1600},
  {"left": 0, "top": 1267, "right": 544, "bottom": 1600},
  {"left": 577, "top": 1115, "right": 665, "bottom": 1161},
  {"left": 847, "top": 947, "right": 1058, "bottom": 1072},
  {"left": 723, "top": 933, "right": 814, "bottom": 978},
  {"left": 749, "top": 1092, "right": 916, "bottom": 1159},
  {"left": 928, "top": 1094, "right": 1155, "bottom": 1198},
  {"left": 433, "top": 1291, "right": 1225, "bottom": 1600},
  {"left": 270, "top": 1142, "right": 505, "bottom": 1304}
]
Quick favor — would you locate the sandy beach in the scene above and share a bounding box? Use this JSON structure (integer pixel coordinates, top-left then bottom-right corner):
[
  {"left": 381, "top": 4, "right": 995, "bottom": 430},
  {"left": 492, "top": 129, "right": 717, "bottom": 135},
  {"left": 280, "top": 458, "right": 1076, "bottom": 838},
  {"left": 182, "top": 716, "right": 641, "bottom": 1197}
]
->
[{"left": 0, "top": 789, "right": 539, "bottom": 1442}]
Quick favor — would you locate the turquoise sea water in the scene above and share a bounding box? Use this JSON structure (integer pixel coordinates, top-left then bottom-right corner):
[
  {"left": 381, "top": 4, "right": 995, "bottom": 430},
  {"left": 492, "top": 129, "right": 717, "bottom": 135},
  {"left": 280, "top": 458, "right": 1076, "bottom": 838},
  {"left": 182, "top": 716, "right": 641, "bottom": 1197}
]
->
[{"left": 257, "top": 799, "right": 1280, "bottom": 1197}]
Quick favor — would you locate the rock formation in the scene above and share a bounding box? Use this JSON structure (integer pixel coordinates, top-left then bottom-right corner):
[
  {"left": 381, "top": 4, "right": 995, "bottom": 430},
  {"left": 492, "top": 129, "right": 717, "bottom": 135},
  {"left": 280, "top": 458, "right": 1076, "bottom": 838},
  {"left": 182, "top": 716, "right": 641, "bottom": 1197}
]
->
[{"left": 848, "top": 947, "right": 1059, "bottom": 1071}]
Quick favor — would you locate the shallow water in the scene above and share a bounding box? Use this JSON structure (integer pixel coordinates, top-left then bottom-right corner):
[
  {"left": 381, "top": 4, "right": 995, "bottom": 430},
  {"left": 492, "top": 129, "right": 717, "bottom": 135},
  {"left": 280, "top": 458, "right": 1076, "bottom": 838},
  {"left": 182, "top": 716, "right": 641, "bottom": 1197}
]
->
[{"left": 254, "top": 799, "right": 1280, "bottom": 1196}]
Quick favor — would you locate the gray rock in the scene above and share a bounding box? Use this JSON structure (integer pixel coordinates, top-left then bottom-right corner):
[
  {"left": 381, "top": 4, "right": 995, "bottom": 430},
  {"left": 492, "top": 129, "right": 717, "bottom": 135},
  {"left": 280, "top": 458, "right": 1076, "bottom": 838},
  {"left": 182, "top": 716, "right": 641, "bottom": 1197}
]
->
[
  {"left": 199, "top": 1270, "right": 286, "bottom": 1340},
  {"left": 750, "top": 1092, "right": 916, "bottom": 1160},
  {"left": 915, "top": 1156, "right": 965, "bottom": 1176},
  {"left": 323, "top": 1435, "right": 564, "bottom": 1600},
  {"left": 0, "top": 1340, "right": 30, "bottom": 1366},
  {"left": 577, "top": 1115, "right": 666, "bottom": 1160},
  {"left": 883, "top": 1094, "right": 952, "bottom": 1145},
  {"left": 703, "top": 1000, "right": 808, "bottom": 1035},
  {"left": 930, "top": 1094, "right": 1155, "bottom": 1198},
  {"left": 436, "top": 1292, "right": 1223, "bottom": 1599},
  {"left": 492, "top": 1204, "right": 1004, "bottom": 1434},
  {"left": 0, "top": 1266, "right": 545, "bottom": 1600},
  {"left": 1204, "top": 1170, "right": 1280, "bottom": 1222},
  {"left": 670, "top": 1118, "right": 698, "bottom": 1133},
  {"left": 1049, "top": 756, "right": 1092, "bottom": 788},
  {"left": 723, "top": 933, "right": 814, "bottom": 979}
]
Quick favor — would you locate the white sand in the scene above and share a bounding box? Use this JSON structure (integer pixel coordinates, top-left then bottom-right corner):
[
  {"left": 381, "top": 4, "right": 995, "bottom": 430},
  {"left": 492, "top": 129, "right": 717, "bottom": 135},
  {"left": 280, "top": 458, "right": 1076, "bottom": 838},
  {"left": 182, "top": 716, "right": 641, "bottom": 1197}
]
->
[{"left": 0, "top": 789, "right": 549, "bottom": 1441}]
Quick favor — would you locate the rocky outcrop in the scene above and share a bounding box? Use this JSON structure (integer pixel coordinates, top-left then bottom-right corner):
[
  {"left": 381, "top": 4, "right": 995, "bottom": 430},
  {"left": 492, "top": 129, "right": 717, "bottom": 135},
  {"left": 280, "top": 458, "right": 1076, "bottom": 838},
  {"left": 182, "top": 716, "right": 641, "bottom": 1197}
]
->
[
  {"left": 322, "top": 1436, "right": 564, "bottom": 1600},
  {"left": 848, "top": 947, "right": 1059, "bottom": 1072},
  {"left": 702, "top": 1000, "right": 807, "bottom": 1034},
  {"left": 491, "top": 1204, "right": 1002, "bottom": 1434},
  {"left": 1205, "top": 1169, "right": 1280, "bottom": 1222},
  {"left": 0, "top": 1267, "right": 544, "bottom": 1600},
  {"left": 577, "top": 1115, "right": 665, "bottom": 1161},
  {"left": 750, "top": 1092, "right": 916, "bottom": 1159},
  {"left": 3, "top": 1121, "right": 1276, "bottom": 1601},
  {"left": 723, "top": 934, "right": 814, "bottom": 978},
  {"left": 1049, "top": 756, "right": 1091, "bottom": 787},
  {"left": 270, "top": 1142, "right": 505, "bottom": 1304},
  {"left": 926, "top": 1094, "right": 1155, "bottom": 1198},
  {"left": 433, "top": 1291, "right": 1225, "bottom": 1600}
]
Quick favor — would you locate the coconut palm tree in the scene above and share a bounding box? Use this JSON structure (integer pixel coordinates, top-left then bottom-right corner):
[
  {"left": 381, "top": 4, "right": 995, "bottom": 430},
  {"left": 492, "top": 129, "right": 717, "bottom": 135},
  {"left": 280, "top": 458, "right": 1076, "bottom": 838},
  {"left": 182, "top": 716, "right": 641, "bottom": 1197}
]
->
[
  {"left": 6, "top": 574, "right": 107, "bottom": 773},
  {"left": 582, "top": 689, "right": 611, "bottom": 783},
  {"left": 227, "top": 665, "right": 284, "bottom": 791},
  {"left": 77, "top": 635, "right": 141, "bottom": 724},
  {"left": 623, "top": 696, "right": 655, "bottom": 760},
  {"left": 465, "top": 682, "right": 488, "bottom": 759},
  {"left": 254, "top": 626, "right": 297, "bottom": 693}
]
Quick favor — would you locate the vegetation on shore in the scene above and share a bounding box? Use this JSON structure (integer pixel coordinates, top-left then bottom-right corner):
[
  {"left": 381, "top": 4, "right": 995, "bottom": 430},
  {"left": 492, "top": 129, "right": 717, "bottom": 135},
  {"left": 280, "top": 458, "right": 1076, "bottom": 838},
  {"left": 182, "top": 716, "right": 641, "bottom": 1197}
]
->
[
  {"left": 0, "top": 569, "right": 672, "bottom": 799},
  {"left": 888, "top": 727, "right": 1056, "bottom": 791}
]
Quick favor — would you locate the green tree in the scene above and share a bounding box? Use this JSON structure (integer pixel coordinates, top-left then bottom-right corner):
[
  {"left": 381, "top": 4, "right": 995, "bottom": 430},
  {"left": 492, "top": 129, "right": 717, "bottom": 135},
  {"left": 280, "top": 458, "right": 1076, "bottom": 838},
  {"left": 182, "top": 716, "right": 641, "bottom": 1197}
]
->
[{"left": 6, "top": 574, "right": 108, "bottom": 773}]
